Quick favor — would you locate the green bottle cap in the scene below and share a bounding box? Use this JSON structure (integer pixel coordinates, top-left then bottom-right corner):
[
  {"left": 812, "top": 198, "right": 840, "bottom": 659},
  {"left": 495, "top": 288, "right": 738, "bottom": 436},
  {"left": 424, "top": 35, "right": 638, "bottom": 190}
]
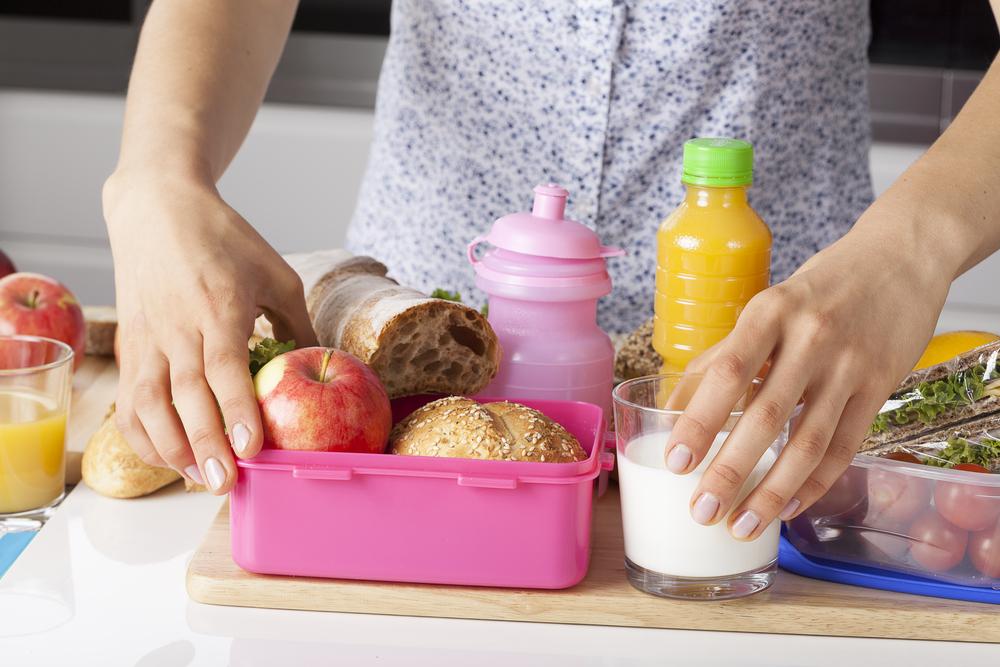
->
[{"left": 681, "top": 137, "right": 753, "bottom": 187}]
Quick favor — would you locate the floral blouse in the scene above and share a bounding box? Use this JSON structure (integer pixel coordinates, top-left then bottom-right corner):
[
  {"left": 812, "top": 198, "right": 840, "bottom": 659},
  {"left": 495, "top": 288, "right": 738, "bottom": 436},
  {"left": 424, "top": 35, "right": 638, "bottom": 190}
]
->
[{"left": 347, "top": 0, "right": 873, "bottom": 333}]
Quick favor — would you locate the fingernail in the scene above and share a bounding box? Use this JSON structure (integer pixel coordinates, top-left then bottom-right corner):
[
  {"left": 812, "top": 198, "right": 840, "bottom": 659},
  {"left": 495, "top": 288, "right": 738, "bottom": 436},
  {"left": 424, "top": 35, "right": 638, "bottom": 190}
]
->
[
  {"left": 205, "top": 457, "right": 227, "bottom": 491},
  {"left": 231, "top": 422, "right": 251, "bottom": 456},
  {"left": 184, "top": 464, "right": 204, "bottom": 485},
  {"left": 691, "top": 492, "right": 720, "bottom": 525},
  {"left": 779, "top": 498, "right": 801, "bottom": 521},
  {"left": 666, "top": 444, "right": 692, "bottom": 474},
  {"left": 732, "top": 510, "right": 761, "bottom": 539}
]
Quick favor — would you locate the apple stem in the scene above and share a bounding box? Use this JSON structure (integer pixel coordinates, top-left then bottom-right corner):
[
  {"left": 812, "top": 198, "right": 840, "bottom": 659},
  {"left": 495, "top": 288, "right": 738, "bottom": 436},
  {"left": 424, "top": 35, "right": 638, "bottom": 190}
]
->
[
  {"left": 27, "top": 289, "right": 40, "bottom": 309},
  {"left": 319, "top": 349, "right": 333, "bottom": 383}
]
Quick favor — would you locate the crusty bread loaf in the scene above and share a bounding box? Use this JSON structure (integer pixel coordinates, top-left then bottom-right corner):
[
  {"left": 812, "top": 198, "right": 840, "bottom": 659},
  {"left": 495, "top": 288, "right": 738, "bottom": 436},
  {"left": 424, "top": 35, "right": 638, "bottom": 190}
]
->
[
  {"left": 614, "top": 316, "right": 661, "bottom": 381},
  {"left": 254, "top": 251, "right": 502, "bottom": 398},
  {"left": 82, "top": 405, "right": 183, "bottom": 498},
  {"left": 390, "top": 396, "right": 587, "bottom": 463},
  {"left": 305, "top": 255, "right": 501, "bottom": 398},
  {"left": 83, "top": 305, "right": 117, "bottom": 357}
]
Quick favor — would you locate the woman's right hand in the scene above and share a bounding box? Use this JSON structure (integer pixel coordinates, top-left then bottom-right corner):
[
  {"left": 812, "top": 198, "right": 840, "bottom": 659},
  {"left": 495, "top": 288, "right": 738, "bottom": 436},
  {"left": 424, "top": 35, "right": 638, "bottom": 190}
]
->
[{"left": 102, "top": 170, "right": 318, "bottom": 494}]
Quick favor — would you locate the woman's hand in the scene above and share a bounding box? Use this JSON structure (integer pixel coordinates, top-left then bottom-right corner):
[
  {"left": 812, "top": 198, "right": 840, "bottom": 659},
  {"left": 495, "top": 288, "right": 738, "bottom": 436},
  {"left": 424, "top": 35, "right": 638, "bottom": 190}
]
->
[
  {"left": 664, "top": 214, "right": 949, "bottom": 540},
  {"left": 103, "top": 171, "right": 317, "bottom": 494}
]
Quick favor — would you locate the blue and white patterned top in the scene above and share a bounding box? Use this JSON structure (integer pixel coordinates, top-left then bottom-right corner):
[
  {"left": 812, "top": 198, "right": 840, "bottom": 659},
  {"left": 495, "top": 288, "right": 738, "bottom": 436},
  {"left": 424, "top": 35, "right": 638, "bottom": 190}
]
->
[{"left": 347, "top": 0, "right": 873, "bottom": 333}]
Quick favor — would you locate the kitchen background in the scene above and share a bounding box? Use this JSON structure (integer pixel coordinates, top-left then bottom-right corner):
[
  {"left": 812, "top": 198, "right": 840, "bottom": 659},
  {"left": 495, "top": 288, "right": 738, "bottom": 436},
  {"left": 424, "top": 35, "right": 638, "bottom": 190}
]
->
[{"left": 0, "top": 0, "right": 997, "bottom": 330}]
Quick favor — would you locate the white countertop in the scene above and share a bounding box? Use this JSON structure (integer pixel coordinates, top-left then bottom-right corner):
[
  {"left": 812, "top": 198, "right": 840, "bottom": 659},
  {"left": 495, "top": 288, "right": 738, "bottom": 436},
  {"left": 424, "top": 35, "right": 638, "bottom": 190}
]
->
[{"left": 2, "top": 482, "right": 998, "bottom": 666}]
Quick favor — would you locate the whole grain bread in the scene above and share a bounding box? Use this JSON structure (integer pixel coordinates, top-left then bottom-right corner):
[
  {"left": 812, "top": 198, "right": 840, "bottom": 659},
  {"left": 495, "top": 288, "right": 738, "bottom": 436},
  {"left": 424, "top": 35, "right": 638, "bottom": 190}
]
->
[
  {"left": 389, "top": 396, "right": 587, "bottom": 463},
  {"left": 83, "top": 305, "right": 117, "bottom": 357},
  {"left": 614, "top": 316, "right": 661, "bottom": 381}
]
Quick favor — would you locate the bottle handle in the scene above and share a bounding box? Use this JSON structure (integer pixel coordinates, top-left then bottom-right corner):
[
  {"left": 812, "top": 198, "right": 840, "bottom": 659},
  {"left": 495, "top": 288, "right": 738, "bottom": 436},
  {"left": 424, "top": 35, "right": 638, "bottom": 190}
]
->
[
  {"left": 467, "top": 235, "right": 487, "bottom": 265},
  {"left": 599, "top": 245, "right": 626, "bottom": 258}
]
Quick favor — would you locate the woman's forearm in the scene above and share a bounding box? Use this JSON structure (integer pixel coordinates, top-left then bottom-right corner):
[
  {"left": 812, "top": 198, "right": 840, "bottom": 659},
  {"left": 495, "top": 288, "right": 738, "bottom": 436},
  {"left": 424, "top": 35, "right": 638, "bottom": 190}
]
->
[
  {"left": 113, "top": 0, "right": 298, "bottom": 184},
  {"left": 852, "top": 50, "right": 1000, "bottom": 282}
]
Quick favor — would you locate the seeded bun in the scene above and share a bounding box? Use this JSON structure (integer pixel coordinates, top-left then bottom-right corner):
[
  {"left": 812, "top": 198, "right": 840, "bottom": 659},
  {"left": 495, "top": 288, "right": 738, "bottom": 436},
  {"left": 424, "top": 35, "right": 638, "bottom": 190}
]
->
[
  {"left": 614, "top": 316, "right": 661, "bottom": 381},
  {"left": 389, "top": 396, "right": 587, "bottom": 463}
]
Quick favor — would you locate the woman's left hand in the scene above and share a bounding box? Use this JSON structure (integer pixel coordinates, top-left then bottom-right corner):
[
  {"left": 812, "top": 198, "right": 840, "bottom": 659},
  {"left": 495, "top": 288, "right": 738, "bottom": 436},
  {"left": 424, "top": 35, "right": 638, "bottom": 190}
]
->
[{"left": 663, "top": 216, "right": 949, "bottom": 540}]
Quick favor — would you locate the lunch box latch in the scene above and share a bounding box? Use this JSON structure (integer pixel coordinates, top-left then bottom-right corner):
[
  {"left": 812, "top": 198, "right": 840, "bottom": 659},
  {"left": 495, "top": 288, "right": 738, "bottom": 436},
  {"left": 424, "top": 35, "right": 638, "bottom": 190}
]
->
[
  {"left": 291, "top": 466, "right": 353, "bottom": 481},
  {"left": 457, "top": 475, "right": 518, "bottom": 489}
]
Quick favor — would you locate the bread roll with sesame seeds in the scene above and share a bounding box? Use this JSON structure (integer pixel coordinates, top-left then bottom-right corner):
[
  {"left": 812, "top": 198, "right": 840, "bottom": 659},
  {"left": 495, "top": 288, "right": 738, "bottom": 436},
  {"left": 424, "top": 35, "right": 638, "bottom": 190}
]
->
[{"left": 389, "top": 396, "right": 587, "bottom": 463}]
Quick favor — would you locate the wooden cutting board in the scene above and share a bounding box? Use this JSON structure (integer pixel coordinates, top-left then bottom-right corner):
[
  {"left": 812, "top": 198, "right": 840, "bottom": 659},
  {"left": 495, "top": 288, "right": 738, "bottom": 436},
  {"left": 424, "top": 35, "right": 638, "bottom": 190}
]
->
[
  {"left": 66, "top": 356, "right": 119, "bottom": 485},
  {"left": 187, "top": 488, "right": 1000, "bottom": 642}
]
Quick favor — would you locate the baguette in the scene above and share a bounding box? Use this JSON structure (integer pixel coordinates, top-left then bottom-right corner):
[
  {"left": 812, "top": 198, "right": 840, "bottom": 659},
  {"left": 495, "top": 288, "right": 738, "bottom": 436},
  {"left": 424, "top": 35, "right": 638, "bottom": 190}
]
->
[
  {"left": 81, "top": 405, "right": 183, "bottom": 498},
  {"left": 283, "top": 252, "right": 500, "bottom": 398},
  {"left": 389, "top": 396, "right": 587, "bottom": 463}
]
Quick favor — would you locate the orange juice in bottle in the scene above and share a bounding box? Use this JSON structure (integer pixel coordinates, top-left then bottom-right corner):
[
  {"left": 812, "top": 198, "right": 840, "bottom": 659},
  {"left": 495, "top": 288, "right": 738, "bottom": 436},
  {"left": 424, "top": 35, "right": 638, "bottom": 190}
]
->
[{"left": 654, "top": 138, "right": 771, "bottom": 372}]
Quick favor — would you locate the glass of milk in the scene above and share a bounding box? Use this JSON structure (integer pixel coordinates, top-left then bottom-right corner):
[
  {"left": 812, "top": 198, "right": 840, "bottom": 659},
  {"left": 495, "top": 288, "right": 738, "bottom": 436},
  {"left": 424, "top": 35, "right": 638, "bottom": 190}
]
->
[{"left": 612, "top": 374, "right": 788, "bottom": 600}]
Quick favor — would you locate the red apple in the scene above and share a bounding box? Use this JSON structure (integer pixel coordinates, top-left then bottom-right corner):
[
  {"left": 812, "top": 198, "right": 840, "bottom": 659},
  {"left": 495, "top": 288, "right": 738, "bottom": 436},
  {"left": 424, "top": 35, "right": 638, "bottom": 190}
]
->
[
  {"left": 0, "top": 272, "right": 85, "bottom": 369},
  {"left": 0, "top": 248, "right": 15, "bottom": 278},
  {"left": 254, "top": 347, "right": 391, "bottom": 452}
]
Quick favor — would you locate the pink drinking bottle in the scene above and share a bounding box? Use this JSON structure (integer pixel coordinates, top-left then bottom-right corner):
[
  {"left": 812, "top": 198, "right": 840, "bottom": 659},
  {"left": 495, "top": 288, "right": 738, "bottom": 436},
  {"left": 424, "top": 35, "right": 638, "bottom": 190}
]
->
[{"left": 467, "top": 184, "right": 624, "bottom": 417}]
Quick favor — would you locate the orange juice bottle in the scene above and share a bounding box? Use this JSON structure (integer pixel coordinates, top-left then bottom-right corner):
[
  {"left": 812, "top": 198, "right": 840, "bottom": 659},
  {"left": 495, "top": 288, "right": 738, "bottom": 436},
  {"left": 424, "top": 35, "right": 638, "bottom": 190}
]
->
[{"left": 654, "top": 138, "right": 771, "bottom": 372}]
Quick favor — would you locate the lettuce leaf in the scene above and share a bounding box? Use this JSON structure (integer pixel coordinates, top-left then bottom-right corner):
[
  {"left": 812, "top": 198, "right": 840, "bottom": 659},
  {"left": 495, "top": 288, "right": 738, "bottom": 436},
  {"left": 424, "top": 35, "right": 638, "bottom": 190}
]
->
[
  {"left": 249, "top": 338, "right": 295, "bottom": 376},
  {"left": 430, "top": 288, "right": 462, "bottom": 302},
  {"left": 924, "top": 436, "right": 1000, "bottom": 469}
]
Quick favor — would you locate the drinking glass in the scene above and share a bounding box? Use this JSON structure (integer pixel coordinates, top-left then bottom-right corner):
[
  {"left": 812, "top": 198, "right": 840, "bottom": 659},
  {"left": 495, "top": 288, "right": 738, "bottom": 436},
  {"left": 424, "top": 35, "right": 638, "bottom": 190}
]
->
[
  {"left": 0, "top": 335, "right": 73, "bottom": 532},
  {"left": 612, "top": 373, "right": 789, "bottom": 600}
]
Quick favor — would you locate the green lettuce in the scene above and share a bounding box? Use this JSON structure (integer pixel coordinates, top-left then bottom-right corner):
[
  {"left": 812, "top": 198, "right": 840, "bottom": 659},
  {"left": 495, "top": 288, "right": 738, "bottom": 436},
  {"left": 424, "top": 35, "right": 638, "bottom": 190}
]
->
[
  {"left": 430, "top": 288, "right": 462, "bottom": 302},
  {"left": 249, "top": 338, "right": 295, "bottom": 376},
  {"left": 925, "top": 436, "right": 1000, "bottom": 469}
]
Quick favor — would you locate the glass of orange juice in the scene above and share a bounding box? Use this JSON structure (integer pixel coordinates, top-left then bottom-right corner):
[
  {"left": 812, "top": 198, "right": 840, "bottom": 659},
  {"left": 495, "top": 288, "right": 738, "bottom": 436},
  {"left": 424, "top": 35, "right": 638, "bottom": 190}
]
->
[{"left": 0, "top": 335, "right": 73, "bottom": 529}]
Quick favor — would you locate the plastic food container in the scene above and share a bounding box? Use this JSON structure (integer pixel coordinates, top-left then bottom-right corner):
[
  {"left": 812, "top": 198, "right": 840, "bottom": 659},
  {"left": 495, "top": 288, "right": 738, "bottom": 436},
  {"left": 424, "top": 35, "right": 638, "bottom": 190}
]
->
[
  {"left": 784, "top": 438, "right": 1000, "bottom": 590},
  {"left": 230, "top": 395, "right": 612, "bottom": 589}
]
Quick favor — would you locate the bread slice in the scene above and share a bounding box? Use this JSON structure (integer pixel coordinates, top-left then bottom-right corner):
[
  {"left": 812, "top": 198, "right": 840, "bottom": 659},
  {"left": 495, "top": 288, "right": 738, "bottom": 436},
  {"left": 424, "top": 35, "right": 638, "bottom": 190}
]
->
[
  {"left": 389, "top": 396, "right": 587, "bottom": 463},
  {"left": 81, "top": 405, "right": 182, "bottom": 498},
  {"left": 83, "top": 305, "right": 117, "bottom": 357}
]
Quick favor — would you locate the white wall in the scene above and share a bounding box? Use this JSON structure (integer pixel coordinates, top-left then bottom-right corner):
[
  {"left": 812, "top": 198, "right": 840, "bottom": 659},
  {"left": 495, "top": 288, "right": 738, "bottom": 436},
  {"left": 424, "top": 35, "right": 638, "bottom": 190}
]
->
[
  {"left": 0, "top": 90, "right": 373, "bottom": 304},
  {"left": 0, "top": 89, "right": 997, "bottom": 332}
]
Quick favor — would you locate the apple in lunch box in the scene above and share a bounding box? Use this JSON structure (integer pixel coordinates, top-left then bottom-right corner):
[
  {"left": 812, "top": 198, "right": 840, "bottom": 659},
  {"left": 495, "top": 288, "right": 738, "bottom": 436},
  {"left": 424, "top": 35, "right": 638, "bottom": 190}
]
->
[
  {"left": 0, "top": 248, "right": 15, "bottom": 278},
  {"left": 253, "top": 346, "right": 392, "bottom": 452},
  {"left": 0, "top": 272, "right": 85, "bottom": 368}
]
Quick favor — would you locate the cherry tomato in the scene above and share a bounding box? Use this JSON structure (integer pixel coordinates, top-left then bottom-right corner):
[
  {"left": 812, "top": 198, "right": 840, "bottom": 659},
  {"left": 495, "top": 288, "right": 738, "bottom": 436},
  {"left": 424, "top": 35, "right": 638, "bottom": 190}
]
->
[
  {"left": 969, "top": 518, "right": 1000, "bottom": 579},
  {"left": 908, "top": 510, "right": 969, "bottom": 572},
  {"left": 883, "top": 451, "right": 922, "bottom": 464},
  {"left": 810, "top": 466, "right": 867, "bottom": 519},
  {"left": 866, "top": 466, "right": 932, "bottom": 526},
  {"left": 933, "top": 463, "right": 1000, "bottom": 531}
]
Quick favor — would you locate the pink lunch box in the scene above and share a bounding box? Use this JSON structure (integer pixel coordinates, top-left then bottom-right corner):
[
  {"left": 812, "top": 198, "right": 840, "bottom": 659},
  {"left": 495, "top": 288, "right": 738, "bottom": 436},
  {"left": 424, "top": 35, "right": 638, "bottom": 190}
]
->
[{"left": 230, "top": 395, "right": 612, "bottom": 589}]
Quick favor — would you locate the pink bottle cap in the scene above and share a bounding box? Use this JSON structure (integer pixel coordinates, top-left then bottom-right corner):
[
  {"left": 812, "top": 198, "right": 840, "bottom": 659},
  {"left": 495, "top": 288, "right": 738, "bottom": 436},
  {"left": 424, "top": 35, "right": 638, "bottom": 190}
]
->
[{"left": 468, "top": 184, "right": 624, "bottom": 261}]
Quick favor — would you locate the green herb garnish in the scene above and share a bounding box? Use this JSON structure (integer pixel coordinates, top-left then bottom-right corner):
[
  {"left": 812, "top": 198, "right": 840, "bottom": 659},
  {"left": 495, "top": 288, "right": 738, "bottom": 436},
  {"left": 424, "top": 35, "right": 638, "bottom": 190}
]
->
[
  {"left": 430, "top": 288, "right": 462, "bottom": 302},
  {"left": 480, "top": 303, "right": 489, "bottom": 317},
  {"left": 925, "top": 436, "right": 1000, "bottom": 469},
  {"left": 249, "top": 337, "right": 295, "bottom": 376}
]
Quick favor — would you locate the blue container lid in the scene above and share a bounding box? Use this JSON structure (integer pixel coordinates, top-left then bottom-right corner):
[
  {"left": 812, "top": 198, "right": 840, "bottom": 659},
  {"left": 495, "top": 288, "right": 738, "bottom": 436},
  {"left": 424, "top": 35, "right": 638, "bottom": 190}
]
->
[{"left": 779, "top": 535, "right": 999, "bottom": 605}]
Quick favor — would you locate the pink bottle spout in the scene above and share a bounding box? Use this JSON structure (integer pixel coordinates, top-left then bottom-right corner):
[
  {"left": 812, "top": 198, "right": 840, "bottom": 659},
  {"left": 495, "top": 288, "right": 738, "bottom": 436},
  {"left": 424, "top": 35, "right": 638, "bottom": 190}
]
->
[{"left": 531, "top": 184, "right": 568, "bottom": 220}]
